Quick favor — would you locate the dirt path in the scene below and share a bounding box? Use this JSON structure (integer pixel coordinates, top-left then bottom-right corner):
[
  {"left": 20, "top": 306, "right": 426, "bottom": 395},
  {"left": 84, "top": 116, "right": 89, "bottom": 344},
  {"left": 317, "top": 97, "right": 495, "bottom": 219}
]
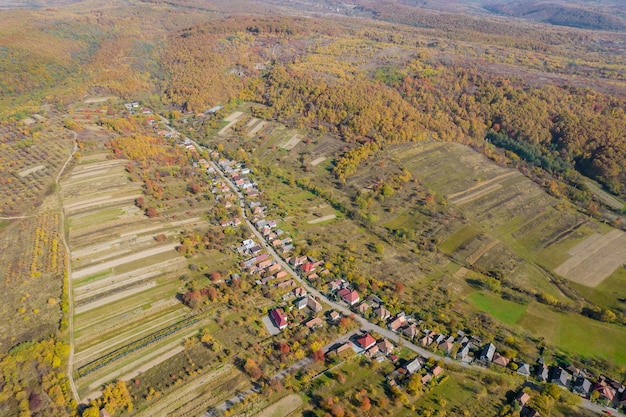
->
[
  {"left": 307, "top": 214, "right": 336, "bottom": 224},
  {"left": 447, "top": 171, "right": 520, "bottom": 201},
  {"left": 72, "top": 243, "right": 178, "bottom": 280},
  {"left": 57, "top": 132, "right": 81, "bottom": 403}
]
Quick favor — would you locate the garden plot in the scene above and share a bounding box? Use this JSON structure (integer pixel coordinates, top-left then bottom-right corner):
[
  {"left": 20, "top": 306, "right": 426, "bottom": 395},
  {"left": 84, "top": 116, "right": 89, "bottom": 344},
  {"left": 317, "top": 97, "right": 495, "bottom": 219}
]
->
[
  {"left": 555, "top": 229, "right": 626, "bottom": 287},
  {"left": 247, "top": 120, "right": 267, "bottom": 137},
  {"left": 280, "top": 133, "right": 302, "bottom": 150},
  {"left": 218, "top": 111, "right": 244, "bottom": 135}
]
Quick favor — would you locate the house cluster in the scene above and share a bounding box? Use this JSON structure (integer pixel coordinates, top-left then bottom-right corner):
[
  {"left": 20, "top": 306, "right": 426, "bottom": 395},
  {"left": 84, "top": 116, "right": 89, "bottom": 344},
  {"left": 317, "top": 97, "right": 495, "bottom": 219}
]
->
[
  {"left": 123, "top": 102, "right": 151, "bottom": 115},
  {"left": 512, "top": 391, "right": 541, "bottom": 417},
  {"left": 535, "top": 362, "right": 626, "bottom": 408},
  {"left": 236, "top": 238, "right": 290, "bottom": 288},
  {"left": 388, "top": 354, "right": 445, "bottom": 390},
  {"left": 327, "top": 331, "right": 397, "bottom": 363},
  {"left": 218, "top": 159, "right": 259, "bottom": 198}
]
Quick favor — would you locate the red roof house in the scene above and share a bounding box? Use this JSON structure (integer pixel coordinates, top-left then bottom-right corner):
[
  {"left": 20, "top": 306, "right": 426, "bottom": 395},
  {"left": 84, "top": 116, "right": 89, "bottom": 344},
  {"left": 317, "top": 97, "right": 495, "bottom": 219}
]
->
[
  {"left": 356, "top": 333, "right": 377, "bottom": 350},
  {"left": 269, "top": 308, "right": 288, "bottom": 330}
]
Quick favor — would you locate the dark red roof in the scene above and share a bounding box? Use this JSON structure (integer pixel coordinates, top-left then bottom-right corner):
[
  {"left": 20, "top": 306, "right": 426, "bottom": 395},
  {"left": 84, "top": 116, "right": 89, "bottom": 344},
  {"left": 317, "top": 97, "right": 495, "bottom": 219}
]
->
[
  {"left": 301, "top": 263, "right": 316, "bottom": 272},
  {"left": 270, "top": 308, "right": 287, "bottom": 329}
]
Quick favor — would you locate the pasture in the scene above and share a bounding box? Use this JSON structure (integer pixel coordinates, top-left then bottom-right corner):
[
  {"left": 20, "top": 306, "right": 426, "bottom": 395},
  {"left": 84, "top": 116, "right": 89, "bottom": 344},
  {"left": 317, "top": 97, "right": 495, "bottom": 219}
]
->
[{"left": 467, "top": 292, "right": 527, "bottom": 326}]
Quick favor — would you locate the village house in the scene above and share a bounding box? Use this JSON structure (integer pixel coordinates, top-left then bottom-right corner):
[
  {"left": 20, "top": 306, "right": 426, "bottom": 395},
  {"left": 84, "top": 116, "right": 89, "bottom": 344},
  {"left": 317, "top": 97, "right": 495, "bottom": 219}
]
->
[
  {"left": 492, "top": 353, "right": 510, "bottom": 368},
  {"left": 405, "top": 358, "right": 422, "bottom": 375},
  {"left": 519, "top": 406, "right": 541, "bottom": 417},
  {"left": 516, "top": 362, "right": 532, "bottom": 377},
  {"left": 293, "top": 287, "right": 307, "bottom": 298},
  {"left": 356, "top": 333, "right": 377, "bottom": 350},
  {"left": 438, "top": 340, "right": 455, "bottom": 356},
  {"left": 479, "top": 343, "right": 496, "bottom": 362},
  {"left": 419, "top": 334, "right": 434, "bottom": 347},
  {"left": 373, "top": 306, "right": 391, "bottom": 321},
  {"left": 516, "top": 391, "right": 530, "bottom": 406},
  {"left": 357, "top": 301, "right": 371, "bottom": 314},
  {"left": 549, "top": 366, "right": 571, "bottom": 388},
  {"left": 337, "top": 288, "right": 360, "bottom": 306},
  {"left": 269, "top": 308, "right": 288, "bottom": 330},
  {"left": 306, "top": 296, "right": 323, "bottom": 313},
  {"left": 388, "top": 313, "right": 408, "bottom": 332},
  {"left": 402, "top": 323, "right": 420, "bottom": 340},
  {"left": 377, "top": 339, "right": 395, "bottom": 355},
  {"left": 305, "top": 317, "right": 323, "bottom": 329},
  {"left": 572, "top": 376, "right": 592, "bottom": 397},
  {"left": 329, "top": 311, "right": 341, "bottom": 322}
]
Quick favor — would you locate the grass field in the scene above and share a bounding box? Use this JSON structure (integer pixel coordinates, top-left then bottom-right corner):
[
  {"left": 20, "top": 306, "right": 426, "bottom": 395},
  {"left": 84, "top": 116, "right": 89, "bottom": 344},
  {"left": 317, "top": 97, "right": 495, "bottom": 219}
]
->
[
  {"left": 518, "top": 302, "right": 626, "bottom": 365},
  {"left": 255, "top": 394, "right": 303, "bottom": 417},
  {"left": 467, "top": 292, "right": 527, "bottom": 325}
]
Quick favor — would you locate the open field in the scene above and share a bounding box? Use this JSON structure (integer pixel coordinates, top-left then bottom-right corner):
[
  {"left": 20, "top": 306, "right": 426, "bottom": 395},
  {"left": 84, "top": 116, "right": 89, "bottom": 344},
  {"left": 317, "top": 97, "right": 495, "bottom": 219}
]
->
[
  {"left": 467, "top": 292, "right": 527, "bottom": 326},
  {"left": 554, "top": 229, "right": 626, "bottom": 287},
  {"left": 518, "top": 302, "right": 626, "bottom": 365}
]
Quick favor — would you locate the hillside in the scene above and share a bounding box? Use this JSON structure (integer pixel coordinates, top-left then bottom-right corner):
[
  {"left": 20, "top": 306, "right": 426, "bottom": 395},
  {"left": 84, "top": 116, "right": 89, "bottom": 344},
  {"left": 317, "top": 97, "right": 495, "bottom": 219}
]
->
[{"left": 0, "top": 0, "right": 625, "bottom": 416}]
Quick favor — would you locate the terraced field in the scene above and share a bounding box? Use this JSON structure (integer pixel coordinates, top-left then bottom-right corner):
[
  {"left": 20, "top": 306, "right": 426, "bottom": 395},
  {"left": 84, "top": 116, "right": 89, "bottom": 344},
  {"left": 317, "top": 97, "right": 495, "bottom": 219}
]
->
[{"left": 61, "top": 151, "right": 209, "bottom": 398}]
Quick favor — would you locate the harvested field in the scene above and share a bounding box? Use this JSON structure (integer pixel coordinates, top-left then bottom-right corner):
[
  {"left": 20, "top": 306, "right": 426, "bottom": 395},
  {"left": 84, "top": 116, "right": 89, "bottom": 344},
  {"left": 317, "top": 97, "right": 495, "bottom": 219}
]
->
[
  {"left": 74, "top": 281, "right": 158, "bottom": 314},
  {"left": 247, "top": 120, "right": 267, "bottom": 137},
  {"left": 554, "top": 229, "right": 626, "bottom": 287},
  {"left": 72, "top": 243, "right": 178, "bottom": 280},
  {"left": 256, "top": 394, "right": 303, "bottom": 417},
  {"left": 311, "top": 156, "right": 326, "bottom": 166},
  {"left": 218, "top": 111, "right": 244, "bottom": 135},
  {"left": 281, "top": 134, "right": 301, "bottom": 150}
]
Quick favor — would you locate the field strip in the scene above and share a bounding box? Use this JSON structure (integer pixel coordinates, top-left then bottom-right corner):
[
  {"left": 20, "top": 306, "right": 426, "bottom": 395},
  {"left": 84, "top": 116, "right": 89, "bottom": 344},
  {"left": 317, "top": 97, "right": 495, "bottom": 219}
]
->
[
  {"left": 447, "top": 171, "right": 521, "bottom": 200},
  {"left": 85, "top": 333, "right": 196, "bottom": 393},
  {"left": 467, "top": 240, "right": 500, "bottom": 265},
  {"left": 70, "top": 159, "right": 126, "bottom": 174},
  {"left": 75, "top": 298, "right": 180, "bottom": 333},
  {"left": 75, "top": 258, "right": 185, "bottom": 292},
  {"left": 75, "top": 308, "right": 187, "bottom": 355},
  {"left": 64, "top": 195, "right": 113, "bottom": 210},
  {"left": 75, "top": 281, "right": 157, "bottom": 314},
  {"left": 450, "top": 183, "right": 502, "bottom": 206},
  {"left": 63, "top": 172, "right": 127, "bottom": 188},
  {"left": 133, "top": 365, "right": 234, "bottom": 417},
  {"left": 453, "top": 267, "right": 469, "bottom": 279},
  {"left": 246, "top": 117, "right": 259, "bottom": 128},
  {"left": 75, "top": 310, "right": 187, "bottom": 364},
  {"left": 307, "top": 214, "right": 336, "bottom": 224},
  {"left": 566, "top": 232, "right": 607, "bottom": 257},
  {"left": 218, "top": 111, "right": 244, "bottom": 135},
  {"left": 65, "top": 193, "right": 141, "bottom": 213},
  {"left": 18, "top": 164, "right": 46, "bottom": 177},
  {"left": 119, "top": 346, "right": 185, "bottom": 382},
  {"left": 281, "top": 134, "right": 301, "bottom": 150},
  {"left": 74, "top": 260, "right": 185, "bottom": 301},
  {"left": 170, "top": 217, "right": 202, "bottom": 227},
  {"left": 223, "top": 111, "right": 243, "bottom": 122},
  {"left": 311, "top": 156, "right": 326, "bottom": 166},
  {"left": 555, "top": 230, "right": 626, "bottom": 287},
  {"left": 256, "top": 394, "right": 303, "bottom": 417},
  {"left": 84, "top": 96, "right": 117, "bottom": 103},
  {"left": 72, "top": 243, "right": 178, "bottom": 279},
  {"left": 72, "top": 233, "right": 164, "bottom": 260},
  {"left": 247, "top": 120, "right": 267, "bottom": 137}
]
